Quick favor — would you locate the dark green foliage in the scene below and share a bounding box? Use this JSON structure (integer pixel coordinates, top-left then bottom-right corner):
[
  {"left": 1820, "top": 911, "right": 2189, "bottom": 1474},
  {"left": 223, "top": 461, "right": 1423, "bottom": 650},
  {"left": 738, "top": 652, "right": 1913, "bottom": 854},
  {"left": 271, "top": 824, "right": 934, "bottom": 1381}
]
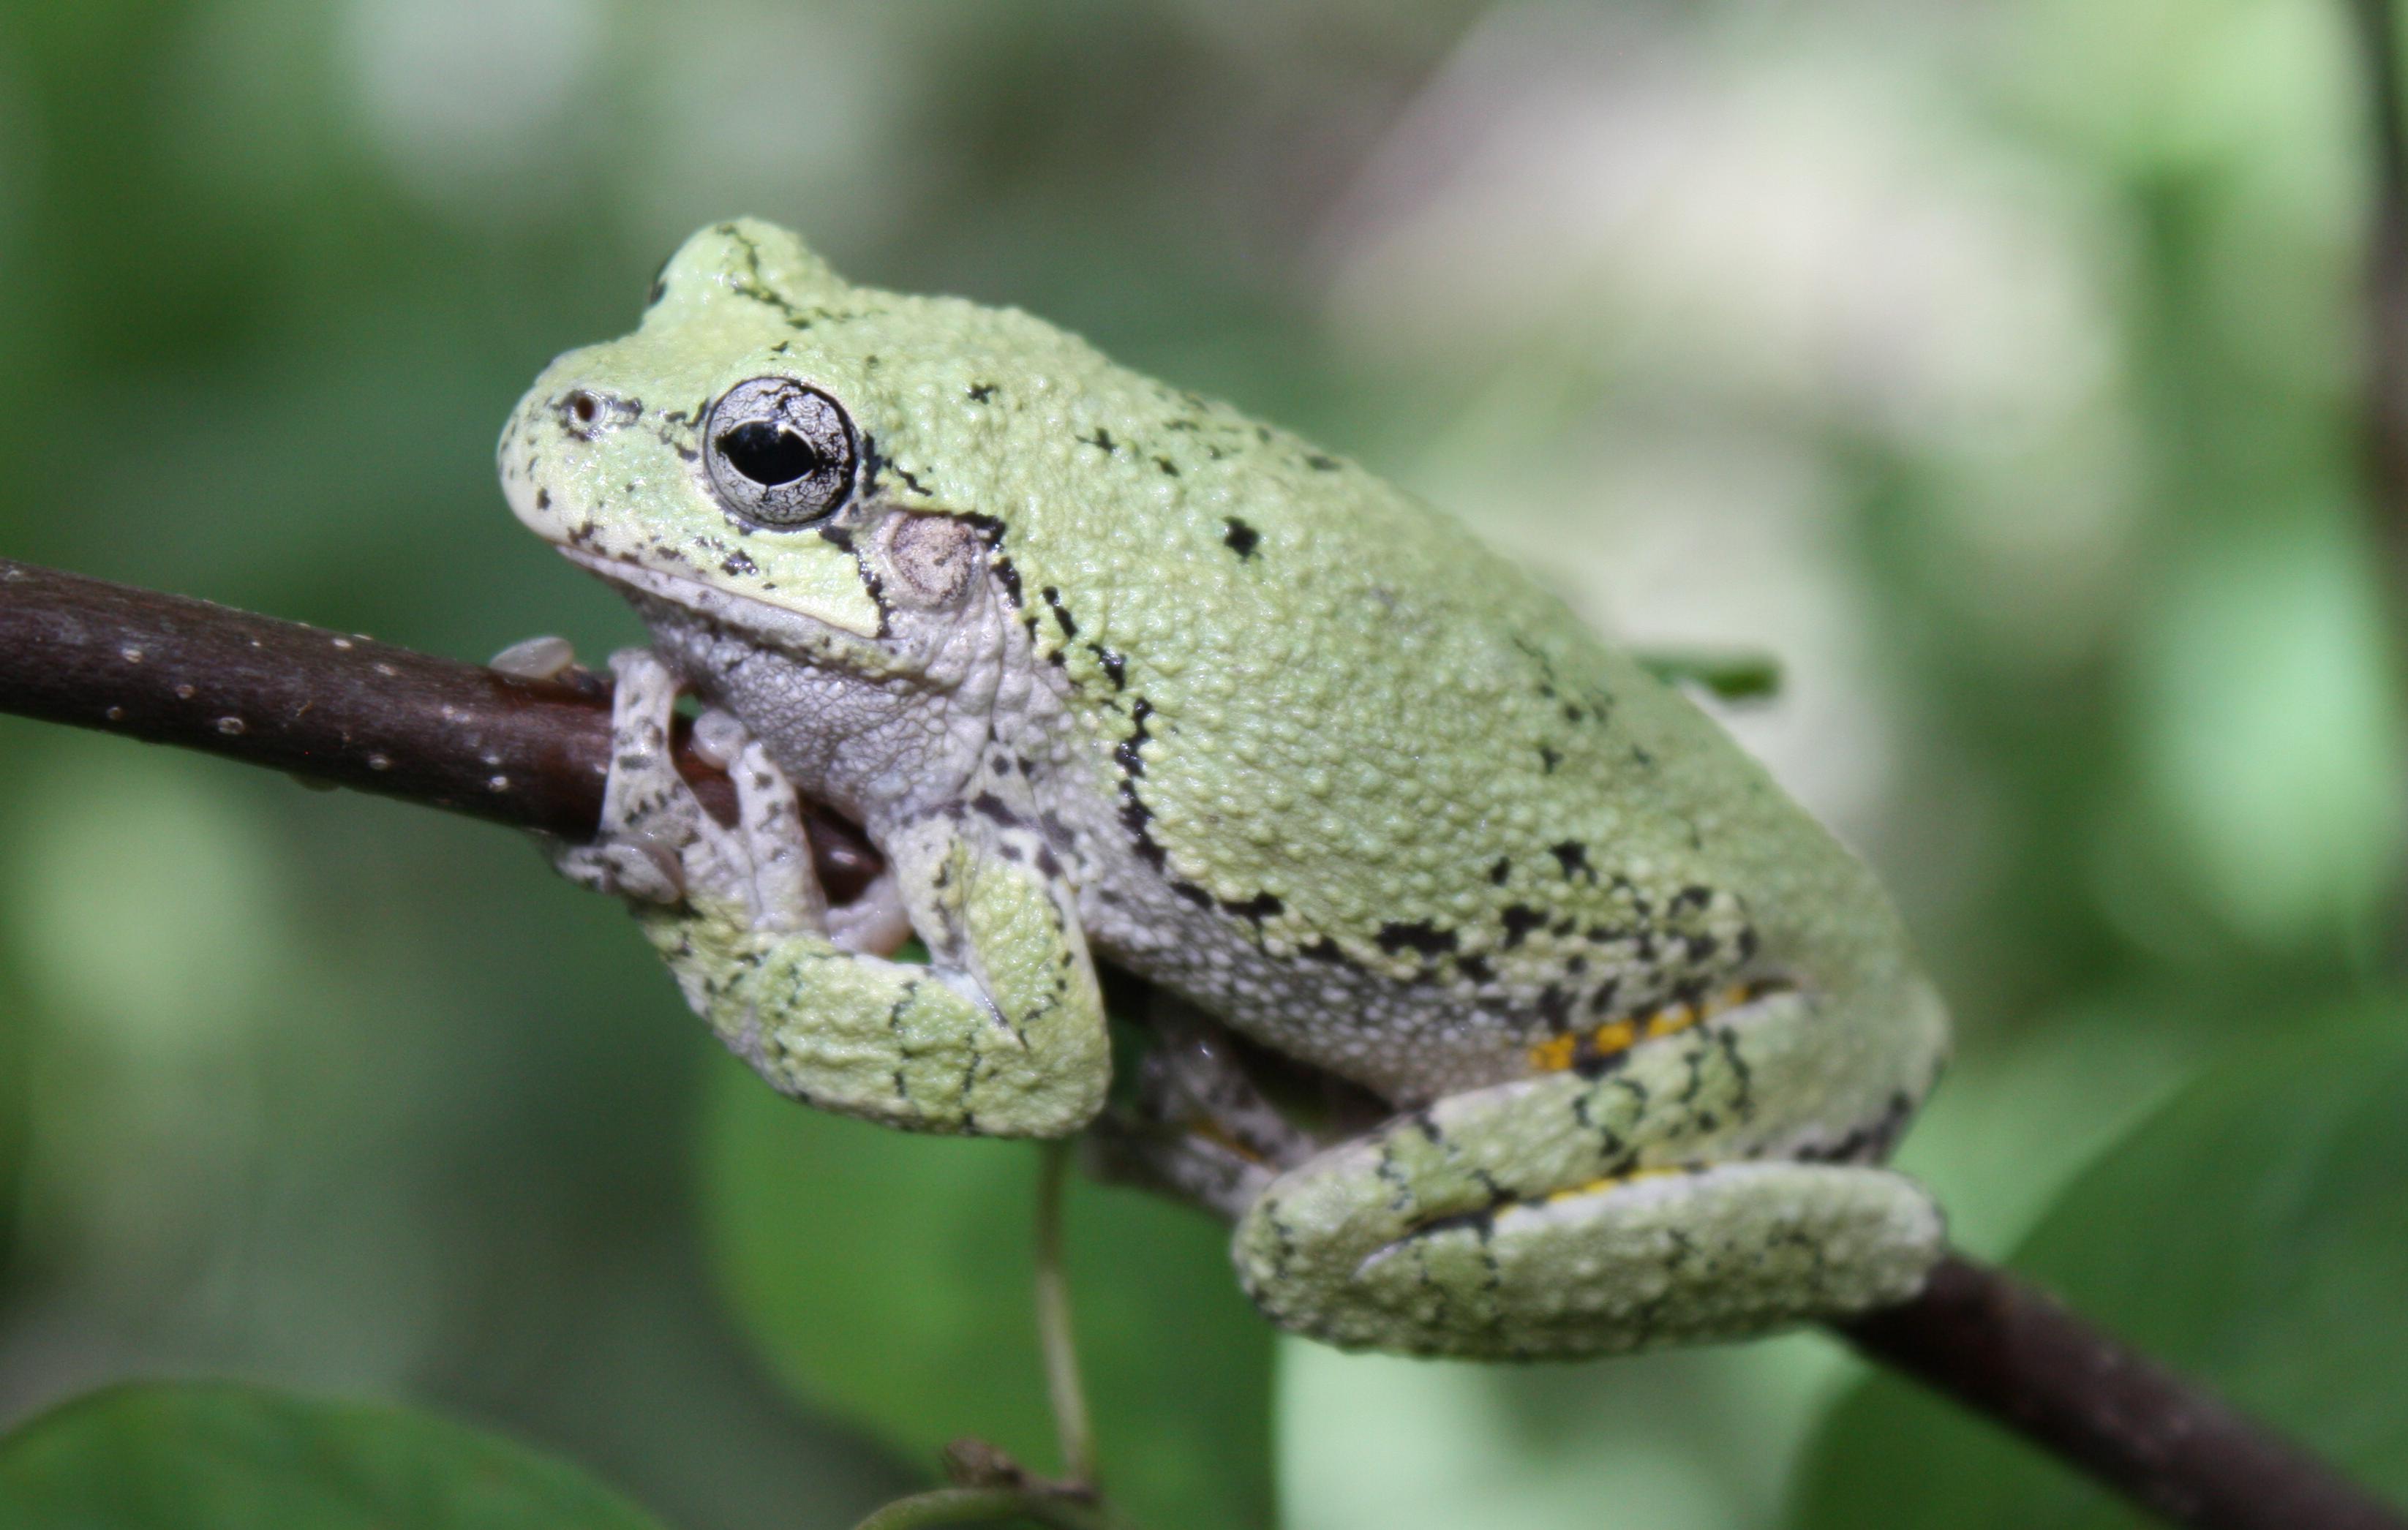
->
[{"left": 0, "top": 1383, "right": 670, "bottom": 1530}]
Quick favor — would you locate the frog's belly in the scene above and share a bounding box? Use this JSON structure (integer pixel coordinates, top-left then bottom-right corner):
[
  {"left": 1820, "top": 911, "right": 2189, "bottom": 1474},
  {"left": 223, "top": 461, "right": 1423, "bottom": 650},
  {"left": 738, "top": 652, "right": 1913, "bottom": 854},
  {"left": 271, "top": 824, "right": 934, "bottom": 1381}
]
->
[{"left": 1077, "top": 876, "right": 1541, "bottom": 1106}]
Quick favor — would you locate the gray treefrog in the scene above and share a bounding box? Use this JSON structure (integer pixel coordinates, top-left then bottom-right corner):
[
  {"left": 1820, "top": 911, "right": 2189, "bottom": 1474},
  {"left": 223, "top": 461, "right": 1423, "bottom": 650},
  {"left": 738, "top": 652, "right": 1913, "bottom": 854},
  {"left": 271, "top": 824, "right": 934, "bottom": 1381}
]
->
[{"left": 496, "top": 220, "right": 1948, "bottom": 1360}]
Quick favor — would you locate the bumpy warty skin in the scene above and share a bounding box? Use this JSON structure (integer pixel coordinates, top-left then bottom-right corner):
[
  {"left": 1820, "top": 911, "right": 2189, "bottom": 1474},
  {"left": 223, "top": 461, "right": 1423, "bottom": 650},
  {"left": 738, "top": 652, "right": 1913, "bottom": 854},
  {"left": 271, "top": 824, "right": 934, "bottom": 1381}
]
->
[
  {"left": 497, "top": 218, "right": 1948, "bottom": 1123},
  {"left": 499, "top": 219, "right": 1951, "bottom": 1357}
]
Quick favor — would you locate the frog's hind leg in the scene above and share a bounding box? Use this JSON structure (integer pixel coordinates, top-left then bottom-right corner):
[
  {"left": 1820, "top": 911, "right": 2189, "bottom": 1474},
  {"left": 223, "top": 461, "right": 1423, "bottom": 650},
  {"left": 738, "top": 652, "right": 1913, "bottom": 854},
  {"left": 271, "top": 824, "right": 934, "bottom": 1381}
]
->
[
  {"left": 1230, "top": 1014, "right": 1944, "bottom": 1359},
  {"left": 1085, "top": 1005, "right": 1321, "bottom": 1221}
]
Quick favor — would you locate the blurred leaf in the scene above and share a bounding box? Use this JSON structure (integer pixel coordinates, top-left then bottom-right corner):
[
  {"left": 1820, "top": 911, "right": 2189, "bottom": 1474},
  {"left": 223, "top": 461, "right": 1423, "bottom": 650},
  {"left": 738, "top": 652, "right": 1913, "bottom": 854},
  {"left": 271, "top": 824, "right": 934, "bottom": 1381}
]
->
[
  {"left": 2125, "top": 510, "right": 2406, "bottom": 955},
  {"left": 0, "top": 1382, "right": 670, "bottom": 1529},
  {"left": 701, "top": 1053, "right": 1276, "bottom": 1530},
  {"left": 1632, "top": 648, "right": 1784, "bottom": 703},
  {"left": 1795, "top": 1005, "right": 2408, "bottom": 1528}
]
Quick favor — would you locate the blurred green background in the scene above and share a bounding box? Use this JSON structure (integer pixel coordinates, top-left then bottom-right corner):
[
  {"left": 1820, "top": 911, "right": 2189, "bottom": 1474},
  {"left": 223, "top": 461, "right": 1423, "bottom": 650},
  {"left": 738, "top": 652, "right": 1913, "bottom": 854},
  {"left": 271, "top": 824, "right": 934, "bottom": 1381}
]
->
[{"left": 0, "top": 1, "right": 2403, "bottom": 1527}]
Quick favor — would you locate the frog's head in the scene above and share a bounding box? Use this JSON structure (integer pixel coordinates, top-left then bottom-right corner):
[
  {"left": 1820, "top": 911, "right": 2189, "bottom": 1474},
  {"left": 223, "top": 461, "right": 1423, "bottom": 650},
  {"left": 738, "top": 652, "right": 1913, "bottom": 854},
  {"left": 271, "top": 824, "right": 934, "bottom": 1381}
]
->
[{"left": 499, "top": 219, "right": 1065, "bottom": 665}]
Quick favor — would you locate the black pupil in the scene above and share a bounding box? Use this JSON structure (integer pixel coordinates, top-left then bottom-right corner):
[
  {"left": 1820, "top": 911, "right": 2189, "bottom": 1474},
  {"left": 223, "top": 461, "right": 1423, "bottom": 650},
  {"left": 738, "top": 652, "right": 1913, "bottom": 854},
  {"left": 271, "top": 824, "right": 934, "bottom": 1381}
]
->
[{"left": 718, "top": 420, "right": 819, "bottom": 486}]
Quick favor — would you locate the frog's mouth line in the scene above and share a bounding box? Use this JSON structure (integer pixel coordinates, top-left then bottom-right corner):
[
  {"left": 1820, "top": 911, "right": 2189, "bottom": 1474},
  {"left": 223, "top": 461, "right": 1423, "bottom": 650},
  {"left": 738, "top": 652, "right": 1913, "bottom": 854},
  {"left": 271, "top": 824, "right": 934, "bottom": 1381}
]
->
[{"left": 559, "top": 548, "right": 882, "bottom": 645}]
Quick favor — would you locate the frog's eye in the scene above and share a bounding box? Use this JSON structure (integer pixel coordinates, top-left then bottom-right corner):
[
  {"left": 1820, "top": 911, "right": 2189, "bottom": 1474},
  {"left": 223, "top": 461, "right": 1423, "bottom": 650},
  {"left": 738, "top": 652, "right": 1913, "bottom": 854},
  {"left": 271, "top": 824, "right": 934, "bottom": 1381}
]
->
[{"left": 703, "top": 377, "right": 857, "bottom": 528}]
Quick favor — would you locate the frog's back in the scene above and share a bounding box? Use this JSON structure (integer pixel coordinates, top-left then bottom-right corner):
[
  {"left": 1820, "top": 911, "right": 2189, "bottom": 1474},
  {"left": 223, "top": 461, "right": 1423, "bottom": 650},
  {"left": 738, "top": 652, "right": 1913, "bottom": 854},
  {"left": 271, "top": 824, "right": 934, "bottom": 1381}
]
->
[{"left": 905, "top": 325, "right": 1932, "bottom": 1105}]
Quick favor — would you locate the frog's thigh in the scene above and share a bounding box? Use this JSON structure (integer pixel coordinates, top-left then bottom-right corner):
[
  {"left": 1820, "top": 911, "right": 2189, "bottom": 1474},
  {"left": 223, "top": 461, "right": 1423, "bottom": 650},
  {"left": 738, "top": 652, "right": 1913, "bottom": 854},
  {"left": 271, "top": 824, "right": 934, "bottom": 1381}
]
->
[{"left": 1233, "top": 1050, "right": 1941, "bottom": 1358}]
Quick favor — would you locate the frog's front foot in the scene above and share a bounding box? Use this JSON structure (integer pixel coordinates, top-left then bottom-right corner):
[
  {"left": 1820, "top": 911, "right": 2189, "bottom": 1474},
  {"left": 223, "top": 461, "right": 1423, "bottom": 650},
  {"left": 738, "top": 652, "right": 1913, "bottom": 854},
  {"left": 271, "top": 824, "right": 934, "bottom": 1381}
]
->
[
  {"left": 546, "top": 649, "right": 1108, "bottom": 1137},
  {"left": 552, "top": 647, "right": 827, "bottom": 934}
]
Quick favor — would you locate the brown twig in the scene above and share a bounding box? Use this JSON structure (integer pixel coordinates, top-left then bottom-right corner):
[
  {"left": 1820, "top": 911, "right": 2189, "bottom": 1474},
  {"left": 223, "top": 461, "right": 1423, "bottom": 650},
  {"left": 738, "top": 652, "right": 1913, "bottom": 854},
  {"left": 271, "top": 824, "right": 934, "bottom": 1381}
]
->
[
  {"left": 0, "top": 557, "right": 881, "bottom": 900},
  {"left": 0, "top": 557, "right": 2398, "bottom": 1529},
  {"left": 1836, "top": 1255, "right": 2404, "bottom": 1530}
]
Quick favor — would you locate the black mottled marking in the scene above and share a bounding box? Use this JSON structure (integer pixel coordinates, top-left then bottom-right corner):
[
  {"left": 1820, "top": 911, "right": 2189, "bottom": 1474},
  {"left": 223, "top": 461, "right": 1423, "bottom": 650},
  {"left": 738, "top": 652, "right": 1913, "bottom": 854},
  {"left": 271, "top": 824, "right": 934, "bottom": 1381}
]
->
[
  {"left": 1088, "top": 644, "right": 1128, "bottom": 688},
  {"left": 720, "top": 549, "right": 759, "bottom": 577},
  {"left": 1792, "top": 1092, "right": 1908, "bottom": 1166},
  {"left": 1114, "top": 698, "right": 1154, "bottom": 777},
  {"left": 1120, "top": 796, "right": 1166, "bottom": 870},
  {"left": 1034, "top": 845, "right": 1064, "bottom": 879},
  {"left": 1550, "top": 840, "right": 1596, "bottom": 881},
  {"left": 1737, "top": 927, "right": 1761, "bottom": 962},
  {"left": 1377, "top": 920, "right": 1458, "bottom": 957},
  {"left": 1222, "top": 519, "right": 1260, "bottom": 559},
  {"left": 1586, "top": 976, "right": 1622, "bottom": 1016},
  {"left": 968, "top": 383, "right": 997, "bottom": 402},
  {"left": 1456, "top": 954, "right": 1494, "bottom": 982},
  {"left": 1538, "top": 745, "right": 1561, "bottom": 774},
  {"left": 1114, "top": 699, "right": 1172, "bottom": 873},
  {"left": 1412, "top": 1207, "right": 1497, "bottom": 1243},
  {"left": 715, "top": 223, "right": 819, "bottom": 329},
  {"left": 1534, "top": 985, "right": 1573, "bottom": 1029},
  {"left": 1305, "top": 453, "right": 1341, "bottom": 471},
  {"left": 1080, "top": 427, "right": 1117, "bottom": 453},
  {"left": 1499, "top": 905, "right": 1546, "bottom": 949},
  {"left": 1299, "top": 937, "right": 1352, "bottom": 965},
  {"left": 969, "top": 793, "right": 1021, "bottom": 826},
  {"left": 1155, "top": 456, "right": 1179, "bottom": 476},
  {"left": 534, "top": 488, "right": 549, "bottom": 510},
  {"left": 993, "top": 557, "right": 1024, "bottom": 608},
  {"left": 1040, "top": 586, "right": 1079, "bottom": 639},
  {"left": 1571, "top": 1045, "right": 1633, "bottom": 1082},
  {"left": 1488, "top": 856, "right": 1511, "bottom": 886},
  {"left": 1222, "top": 891, "right": 1284, "bottom": 922},
  {"left": 1173, "top": 882, "right": 1215, "bottom": 908}
]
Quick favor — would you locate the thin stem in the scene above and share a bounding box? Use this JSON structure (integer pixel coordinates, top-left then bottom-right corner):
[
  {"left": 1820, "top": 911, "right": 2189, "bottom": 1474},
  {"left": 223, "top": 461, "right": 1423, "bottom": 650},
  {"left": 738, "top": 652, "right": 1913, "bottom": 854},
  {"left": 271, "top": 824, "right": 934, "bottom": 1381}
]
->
[
  {"left": 1034, "top": 1140, "right": 1096, "bottom": 1487},
  {"left": 848, "top": 1485, "right": 1126, "bottom": 1530}
]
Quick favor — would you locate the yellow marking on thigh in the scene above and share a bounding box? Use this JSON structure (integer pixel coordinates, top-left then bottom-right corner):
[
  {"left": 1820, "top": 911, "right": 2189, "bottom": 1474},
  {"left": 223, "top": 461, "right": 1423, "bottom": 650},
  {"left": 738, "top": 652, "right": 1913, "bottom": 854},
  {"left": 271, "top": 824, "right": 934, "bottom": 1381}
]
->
[
  {"left": 1540, "top": 1166, "right": 1688, "bottom": 1205},
  {"left": 1524, "top": 981, "right": 1781, "bottom": 1075}
]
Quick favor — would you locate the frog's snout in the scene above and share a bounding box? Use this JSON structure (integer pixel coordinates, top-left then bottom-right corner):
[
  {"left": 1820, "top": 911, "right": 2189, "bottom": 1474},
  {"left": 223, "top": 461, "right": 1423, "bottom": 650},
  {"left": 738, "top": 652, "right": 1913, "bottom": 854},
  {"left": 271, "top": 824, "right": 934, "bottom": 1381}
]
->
[{"left": 495, "top": 386, "right": 579, "bottom": 545}]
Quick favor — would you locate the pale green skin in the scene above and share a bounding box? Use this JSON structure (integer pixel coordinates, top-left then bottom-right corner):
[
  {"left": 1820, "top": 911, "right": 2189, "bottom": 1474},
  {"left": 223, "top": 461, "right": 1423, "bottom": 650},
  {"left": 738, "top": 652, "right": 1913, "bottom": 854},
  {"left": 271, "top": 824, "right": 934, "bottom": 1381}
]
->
[{"left": 499, "top": 220, "right": 1949, "bottom": 1359}]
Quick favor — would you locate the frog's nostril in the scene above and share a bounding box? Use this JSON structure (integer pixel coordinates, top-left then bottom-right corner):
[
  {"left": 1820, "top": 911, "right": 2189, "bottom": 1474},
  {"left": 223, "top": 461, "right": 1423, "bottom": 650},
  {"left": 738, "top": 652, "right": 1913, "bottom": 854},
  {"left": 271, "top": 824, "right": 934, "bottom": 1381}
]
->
[{"left": 568, "top": 391, "right": 599, "bottom": 424}]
